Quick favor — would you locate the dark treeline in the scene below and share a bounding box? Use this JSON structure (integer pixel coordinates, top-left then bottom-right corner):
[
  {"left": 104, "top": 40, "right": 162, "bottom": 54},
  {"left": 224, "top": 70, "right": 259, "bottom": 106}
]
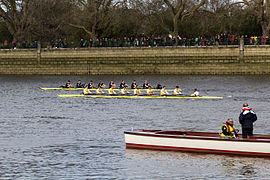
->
[{"left": 0, "top": 0, "right": 268, "bottom": 45}]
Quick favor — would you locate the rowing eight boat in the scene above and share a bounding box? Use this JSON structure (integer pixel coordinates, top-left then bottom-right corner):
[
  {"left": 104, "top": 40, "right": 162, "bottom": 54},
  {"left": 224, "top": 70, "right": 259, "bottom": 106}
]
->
[
  {"left": 41, "top": 87, "right": 173, "bottom": 91},
  {"left": 58, "top": 94, "right": 223, "bottom": 99},
  {"left": 41, "top": 87, "right": 84, "bottom": 90}
]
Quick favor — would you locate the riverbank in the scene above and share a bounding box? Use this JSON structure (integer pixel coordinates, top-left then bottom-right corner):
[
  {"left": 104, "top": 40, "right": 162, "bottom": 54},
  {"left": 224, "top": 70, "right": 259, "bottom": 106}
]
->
[{"left": 1, "top": 46, "right": 270, "bottom": 75}]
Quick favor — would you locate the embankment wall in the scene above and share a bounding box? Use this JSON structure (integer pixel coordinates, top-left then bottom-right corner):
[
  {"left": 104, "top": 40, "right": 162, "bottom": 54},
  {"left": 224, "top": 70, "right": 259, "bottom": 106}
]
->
[{"left": 1, "top": 46, "right": 270, "bottom": 75}]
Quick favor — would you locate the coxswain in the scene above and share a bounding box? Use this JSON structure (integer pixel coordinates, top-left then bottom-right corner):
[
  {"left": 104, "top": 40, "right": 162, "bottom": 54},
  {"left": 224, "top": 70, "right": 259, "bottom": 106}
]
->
[
  {"left": 65, "top": 80, "right": 73, "bottom": 88},
  {"left": 147, "top": 86, "right": 155, "bottom": 95},
  {"left": 83, "top": 86, "right": 92, "bottom": 95},
  {"left": 108, "top": 87, "right": 117, "bottom": 95},
  {"left": 87, "top": 80, "right": 95, "bottom": 89},
  {"left": 160, "top": 86, "right": 169, "bottom": 96},
  {"left": 134, "top": 85, "right": 143, "bottom": 96},
  {"left": 76, "top": 80, "right": 84, "bottom": 88},
  {"left": 120, "top": 87, "right": 129, "bottom": 95},
  {"left": 131, "top": 80, "right": 137, "bottom": 89},
  {"left": 96, "top": 87, "right": 104, "bottom": 95},
  {"left": 143, "top": 80, "right": 150, "bottom": 89},
  {"left": 239, "top": 103, "right": 257, "bottom": 138},
  {"left": 98, "top": 81, "right": 106, "bottom": 88},
  {"left": 109, "top": 80, "right": 116, "bottom": 88},
  {"left": 174, "top": 86, "right": 183, "bottom": 95},
  {"left": 191, "top": 88, "right": 199, "bottom": 97},
  {"left": 119, "top": 80, "right": 129, "bottom": 89},
  {"left": 220, "top": 118, "right": 239, "bottom": 138}
]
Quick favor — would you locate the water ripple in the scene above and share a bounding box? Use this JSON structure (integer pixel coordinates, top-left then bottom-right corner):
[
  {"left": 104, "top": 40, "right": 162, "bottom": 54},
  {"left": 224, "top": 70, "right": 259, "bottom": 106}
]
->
[{"left": 1, "top": 75, "right": 270, "bottom": 179}]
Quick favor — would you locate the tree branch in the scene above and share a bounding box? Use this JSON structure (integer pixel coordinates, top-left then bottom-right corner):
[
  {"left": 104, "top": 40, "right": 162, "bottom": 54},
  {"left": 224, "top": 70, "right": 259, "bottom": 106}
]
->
[
  {"left": 163, "top": 0, "right": 176, "bottom": 15},
  {"left": 181, "top": 0, "right": 206, "bottom": 21},
  {"left": 69, "top": 23, "right": 92, "bottom": 35}
]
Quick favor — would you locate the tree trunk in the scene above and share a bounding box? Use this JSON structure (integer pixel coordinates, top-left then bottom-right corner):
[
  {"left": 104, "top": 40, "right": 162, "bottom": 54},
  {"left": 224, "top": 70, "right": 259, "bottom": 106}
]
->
[
  {"left": 13, "top": 27, "right": 26, "bottom": 42},
  {"left": 173, "top": 16, "right": 179, "bottom": 43},
  {"left": 262, "top": 25, "right": 268, "bottom": 37},
  {"left": 91, "top": 12, "right": 98, "bottom": 39},
  {"left": 261, "top": 21, "right": 270, "bottom": 37},
  {"left": 91, "top": 24, "right": 97, "bottom": 40}
]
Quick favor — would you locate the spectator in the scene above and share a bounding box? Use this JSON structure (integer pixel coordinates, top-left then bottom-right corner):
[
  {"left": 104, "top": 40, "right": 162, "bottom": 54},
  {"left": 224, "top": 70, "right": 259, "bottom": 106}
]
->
[
  {"left": 12, "top": 41, "right": 16, "bottom": 49},
  {"left": 34, "top": 41, "right": 38, "bottom": 48},
  {"left": 80, "top": 38, "right": 84, "bottom": 47}
]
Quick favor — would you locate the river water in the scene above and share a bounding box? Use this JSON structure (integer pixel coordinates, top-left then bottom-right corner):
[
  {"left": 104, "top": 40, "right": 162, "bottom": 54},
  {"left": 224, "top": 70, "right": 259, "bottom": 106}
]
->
[{"left": 0, "top": 75, "right": 270, "bottom": 179}]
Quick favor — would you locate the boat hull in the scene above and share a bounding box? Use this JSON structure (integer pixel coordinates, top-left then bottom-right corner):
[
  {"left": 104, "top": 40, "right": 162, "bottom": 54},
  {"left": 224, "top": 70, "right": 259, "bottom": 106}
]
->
[
  {"left": 41, "top": 87, "right": 172, "bottom": 91},
  {"left": 125, "top": 130, "right": 270, "bottom": 157},
  {"left": 58, "top": 94, "right": 223, "bottom": 99},
  {"left": 41, "top": 87, "right": 84, "bottom": 90}
]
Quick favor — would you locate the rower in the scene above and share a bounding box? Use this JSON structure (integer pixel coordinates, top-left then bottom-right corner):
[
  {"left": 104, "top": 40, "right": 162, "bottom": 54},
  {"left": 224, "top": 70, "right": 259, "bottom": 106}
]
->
[
  {"left": 120, "top": 86, "right": 129, "bottom": 95},
  {"left": 76, "top": 80, "right": 84, "bottom": 88},
  {"left": 98, "top": 81, "right": 106, "bottom": 88},
  {"left": 131, "top": 80, "right": 137, "bottom": 89},
  {"left": 83, "top": 86, "right": 92, "bottom": 95},
  {"left": 191, "top": 88, "right": 199, "bottom": 97},
  {"left": 108, "top": 87, "right": 117, "bottom": 95},
  {"left": 156, "top": 84, "right": 162, "bottom": 89},
  {"left": 160, "top": 86, "right": 169, "bottom": 96},
  {"left": 143, "top": 80, "right": 150, "bottom": 89},
  {"left": 109, "top": 80, "right": 116, "bottom": 88},
  {"left": 134, "top": 85, "right": 143, "bottom": 96},
  {"left": 119, "top": 80, "right": 129, "bottom": 89},
  {"left": 174, "top": 86, "right": 183, "bottom": 95},
  {"left": 220, "top": 118, "right": 239, "bottom": 138},
  {"left": 87, "top": 80, "right": 95, "bottom": 89},
  {"left": 65, "top": 80, "right": 73, "bottom": 88},
  {"left": 96, "top": 87, "right": 104, "bottom": 95},
  {"left": 147, "top": 86, "right": 155, "bottom": 95}
]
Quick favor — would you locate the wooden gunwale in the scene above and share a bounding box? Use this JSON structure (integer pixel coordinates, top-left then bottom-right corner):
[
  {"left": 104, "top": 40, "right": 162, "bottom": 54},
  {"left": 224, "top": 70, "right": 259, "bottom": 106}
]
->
[{"left": 124, "top": 130, "right": 270, "bottom": 143}]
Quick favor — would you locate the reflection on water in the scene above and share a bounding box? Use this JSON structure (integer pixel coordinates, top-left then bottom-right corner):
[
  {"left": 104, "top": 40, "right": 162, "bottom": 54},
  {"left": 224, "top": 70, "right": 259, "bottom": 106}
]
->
[
  {"left": 125, "top": 149, "right": 270, "bottom": 179},
  {"left": 0, "top": 75, "right": 270, "bottom": 179}
]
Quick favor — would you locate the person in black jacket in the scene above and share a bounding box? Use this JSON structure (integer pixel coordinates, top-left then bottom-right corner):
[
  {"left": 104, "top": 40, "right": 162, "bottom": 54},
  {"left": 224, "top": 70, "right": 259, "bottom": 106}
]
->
[
  {"left": 239, "top": 103, "right": 257, "bottom": 138},
  {"left": 65, "top": 80, "right": 73, "bottom": 88},
  {"left": 131, "top": 80, "right": 137, "bottom": 89},
  {"left": 76, "top": 80, "right": 84, "bottom": 88}
]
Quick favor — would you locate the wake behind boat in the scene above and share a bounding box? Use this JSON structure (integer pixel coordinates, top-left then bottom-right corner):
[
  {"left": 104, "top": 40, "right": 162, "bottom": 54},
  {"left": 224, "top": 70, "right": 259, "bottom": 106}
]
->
[
  {"left": 58, "top": 94, "right": 223, "bottom": 99},
  {"left": 125, "top": 129, "right": 270, "bottom": 157}
]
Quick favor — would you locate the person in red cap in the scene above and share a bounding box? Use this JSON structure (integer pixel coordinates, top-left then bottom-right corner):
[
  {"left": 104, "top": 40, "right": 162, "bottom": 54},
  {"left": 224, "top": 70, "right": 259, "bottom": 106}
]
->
[{"left": 239, "top": 103, "right": 257, "bottom": 138}]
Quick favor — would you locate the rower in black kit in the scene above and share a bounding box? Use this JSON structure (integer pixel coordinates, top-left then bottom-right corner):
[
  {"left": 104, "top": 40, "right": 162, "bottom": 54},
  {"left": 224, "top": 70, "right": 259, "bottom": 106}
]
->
[
  {"left": 98, "top": 81, "right": 106, "bottom": 88},
  {"left": 142, "top": 80, "right": 150, "bottom": 89},
  {"left": 109, "top": 80, "right": 116, "bottom": 88},
  {"left": 87, "top": 81, "right": 95, "bottom": 88},
  {"left": 131, "top": 80, "right": 137, "bottom": 89},
  {"left": 119, "top": 80, "right": 129, "bottom": 89},
  {"left": 62, "top": 80, "right": 72, "bottom": 88},
  {"left": 76, "top": 80, "right": 84, "bottom": 88}
]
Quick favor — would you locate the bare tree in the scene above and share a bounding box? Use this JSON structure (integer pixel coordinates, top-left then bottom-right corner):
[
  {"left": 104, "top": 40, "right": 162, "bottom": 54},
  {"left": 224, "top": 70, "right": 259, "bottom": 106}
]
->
[
  {"left": 139, "top": 0, "right": 206, "bottom": 38},
  {"left": 29, "top": 0, "right": 73, "bottom": 41},
  {"left": 228, "top": 0, "right": 269, "bottom": 36},
  {"left": 247, "top": 0, "right": 270, "bottom": 36},
  {"left": 0, "top": 0, "right": 31, "bottom": 41},
  {"left": 162, "top": 0, "right": 206, "bottom": 37},
  {"left": 70, "top": 0, "right": 114, "bottom": 39}
]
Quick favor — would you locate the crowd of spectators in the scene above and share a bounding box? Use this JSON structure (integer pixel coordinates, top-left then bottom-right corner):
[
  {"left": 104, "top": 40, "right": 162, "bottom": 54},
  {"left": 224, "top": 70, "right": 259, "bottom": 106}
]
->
[
  {"left": 1, "top": 34, "right": 270, "bottom": 49},
  {"left": 0, "top": 40, "right": 39, "bottom": 49}
]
